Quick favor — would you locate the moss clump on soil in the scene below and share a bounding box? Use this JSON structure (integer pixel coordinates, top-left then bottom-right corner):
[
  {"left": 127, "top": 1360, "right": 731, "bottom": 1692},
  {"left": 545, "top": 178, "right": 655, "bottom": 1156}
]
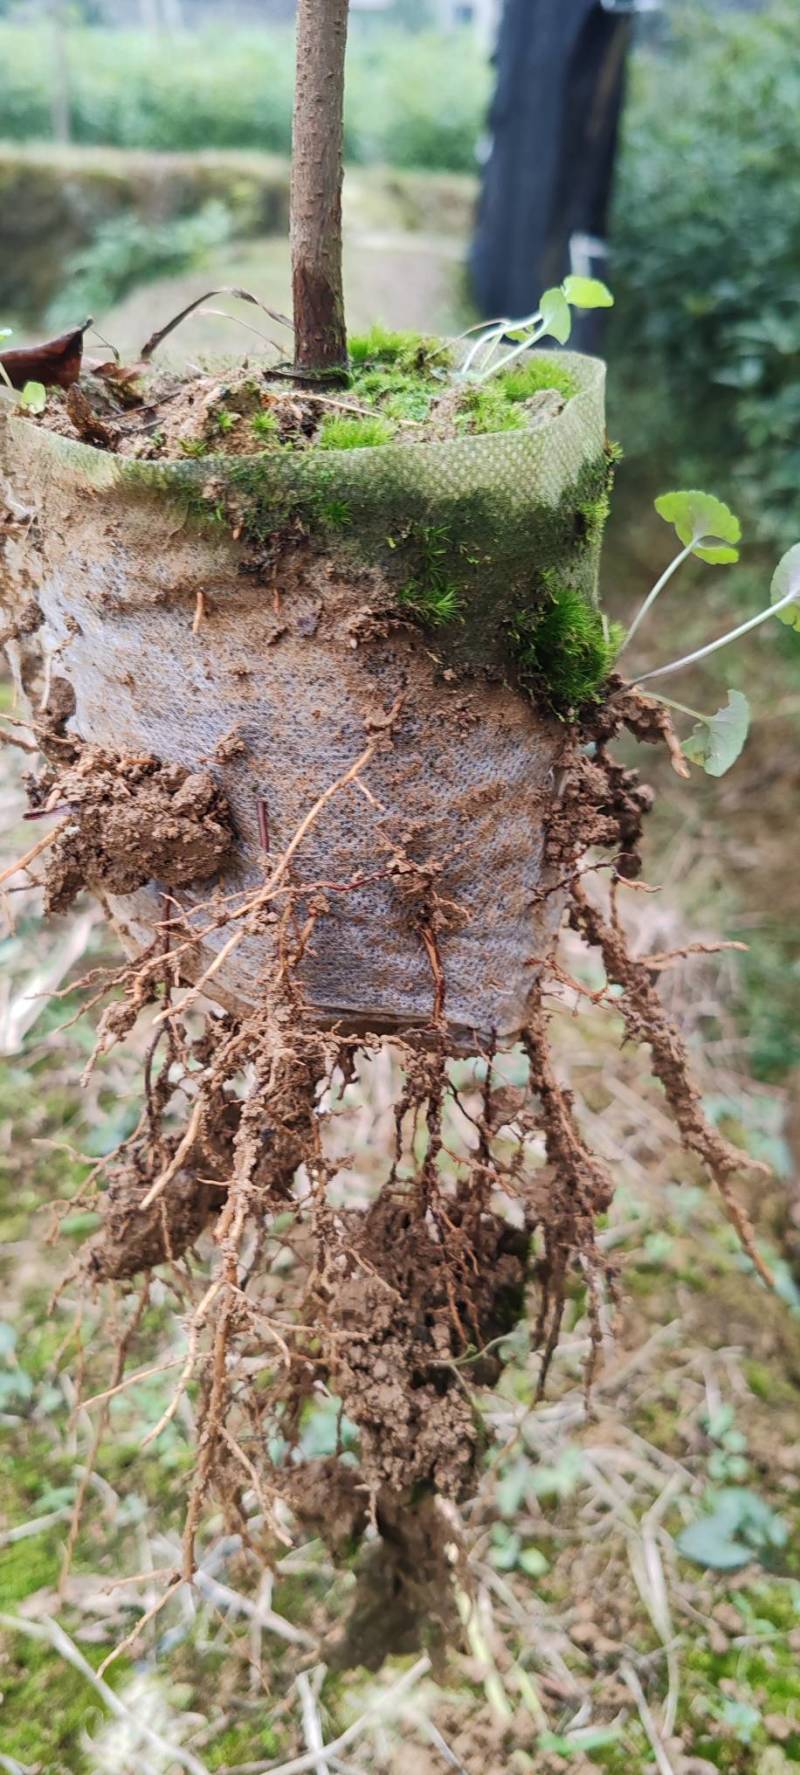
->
[
  {"left": 347, "top": 324, "right": 446, "bottom": 370},
  {"left": 317, "top": 411, "right": 395, "bottom": 450},
  {"left": 510, "top": 574, "right": 624, "bottom": 711},
  {"left": 251, "top": 408, "right": 280, "bottom": 441},
  {"left": 454, "top": 356, "right": 578, "bottom": 436}
]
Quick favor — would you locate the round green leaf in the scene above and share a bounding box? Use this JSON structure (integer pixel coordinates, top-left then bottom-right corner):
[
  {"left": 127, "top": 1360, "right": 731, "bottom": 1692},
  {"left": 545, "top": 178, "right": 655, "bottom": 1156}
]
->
[
  {"left": 539, "top": 286, "right": 572, "bottom": 345},
  {"left": 518, "top": 1546, "right": 549, "bottom": 1578},
  {"left": 682, "top": 689, "right": 750, "bottom": 777},
  {"left": 19, "top": 380, "right": 47, "bottom": 415},
  {"left": 676, "top": 1517, "right": 751, "bottom": 1571},
  {"left": 563, "top": 275, "right": 614, "bottom": 309},
  {"left": 770, "top": 542, "right": 800, "bottom": 632},
  {"left": 654, "top": 489, "right": 741, "bottom": 564}
]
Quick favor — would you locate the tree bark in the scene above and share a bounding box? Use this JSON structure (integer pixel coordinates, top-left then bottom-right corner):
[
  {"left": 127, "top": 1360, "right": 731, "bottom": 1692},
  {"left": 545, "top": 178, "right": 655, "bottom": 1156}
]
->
[{"left": 291, "top": 0, "right": 350, "bottom": 375}]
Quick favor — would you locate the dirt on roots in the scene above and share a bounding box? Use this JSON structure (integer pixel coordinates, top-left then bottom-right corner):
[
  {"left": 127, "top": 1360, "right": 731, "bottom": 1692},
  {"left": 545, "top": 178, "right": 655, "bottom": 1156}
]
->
[{"left": 5, "top": 666, "right": 774, "bottom": 1669}]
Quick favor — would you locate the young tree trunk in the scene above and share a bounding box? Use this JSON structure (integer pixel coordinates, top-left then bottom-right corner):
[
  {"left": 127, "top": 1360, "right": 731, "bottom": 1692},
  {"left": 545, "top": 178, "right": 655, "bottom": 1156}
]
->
[{"left": 291, "top": 0, "right": 350, "bottom": 375}]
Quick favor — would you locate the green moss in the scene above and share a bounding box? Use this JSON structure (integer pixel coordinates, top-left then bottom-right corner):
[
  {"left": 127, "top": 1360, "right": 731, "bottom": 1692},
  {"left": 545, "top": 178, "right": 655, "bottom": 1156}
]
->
[
  {"left": 745, "top": 1360, "right": 775, "bottom": 1402},
  {"left": 353, "top": 364, "right": 437, "bottom": 423},
  {"left": 397, "top": 575, "right": 463, "bottom": 626},
  {"left": 347, "top": 326, "right": 452, "bottom": 423},
  {"left": 0, "top": 1533, "right": 61, "bottom": 1603},
  {"left": 455, "top": 382, "right": 527, "bottom": 434},
  {"left": 509, "top": 573, "right": 623, "bottom": 712},
  {"left": 501, "top": 358, "right": 577, "bottom": 404},
  {"left": 317, "top": 413, "right": 395, "bottom": 451},
  {"left": 173, "top": 443, "right": 614, "bottom": 704},
  {"left": 393, "top": 518, "right": 466, "bottom": 627},
  {"left": 0, "top": 1630, "right": 128, "bottom": 1771},
  {"left": 318, "top": 496, "right": 352, "bottom": 532},
  {"left": 207, "top": 1721, "right": 280, "bottom": 1768},
  {"left": 251, "top": 409, "right": 280, "bottom": 440},
  {"left": 348, "top": 324, "right": 448, "bottom": 374},
  {"left": 179, "top": 437, "right": 208, "bottom": 458}
]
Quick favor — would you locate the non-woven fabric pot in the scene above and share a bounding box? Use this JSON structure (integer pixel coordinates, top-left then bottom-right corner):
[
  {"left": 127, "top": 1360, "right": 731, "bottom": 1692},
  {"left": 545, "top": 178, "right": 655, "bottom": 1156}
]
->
[{"left": 0, "top": 351, "right": 607, "bottom": 1047}]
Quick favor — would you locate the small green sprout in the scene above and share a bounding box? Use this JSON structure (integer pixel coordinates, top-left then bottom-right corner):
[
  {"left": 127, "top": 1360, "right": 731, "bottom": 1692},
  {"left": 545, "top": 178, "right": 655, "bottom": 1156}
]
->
[
  {"left": 458, "top": 277, "right": 613, "bottom": 383},
  {"left": 318, "top": 497, "right": 351, "bottom": 532},
  {"left": 214, "top": 408, "right": 236, "bottom": 434},
  {"left": 636, "top": 540, "right": 800, "bottom": 688},
  {"left": 679, "top": 689, "right": 751, "bottom": 777},
  {"left": 397, "top": 578, "right": 461, "bottom": 627},
  {"left": 19, "top": 381, "right": 46, "bottom": 415},
  {"left": 0, "top": 336, "right": 47, "bottom": 412},
  {"left": 625, "top": 525, "right": 800, "bottom": 776},
  {"left": 621, "top": 488, "right": 742, "bottom": 656}
]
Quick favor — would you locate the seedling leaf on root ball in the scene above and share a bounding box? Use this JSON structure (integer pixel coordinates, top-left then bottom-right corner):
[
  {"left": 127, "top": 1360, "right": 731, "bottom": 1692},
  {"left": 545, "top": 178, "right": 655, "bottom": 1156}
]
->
[
  {"left": 562, "top": 275, "right": 614, "bottom": 309},
  {"left": 683, "top": 688, "right": 750, "bottom": 777},
  {"left": 655, "top": 489, "right": 741, "bottom": 564},
  {"left": 770, "top": 541, "right": 800, "bottom": 632},
  {"left": 539, "top": 286, "right": 572, "bottom": 344},
  {"left": 19, "top": 381, "right": 46, "bottom": 415}
]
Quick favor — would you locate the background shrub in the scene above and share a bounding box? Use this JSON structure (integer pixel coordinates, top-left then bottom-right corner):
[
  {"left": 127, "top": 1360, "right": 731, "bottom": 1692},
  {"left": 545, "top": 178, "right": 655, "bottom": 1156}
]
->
[
  {"left": 0, "top": 24, "right": 489, "bottom": 173},
  {"left": 610, "top": 1, "right": 800, "bottom": 548}
]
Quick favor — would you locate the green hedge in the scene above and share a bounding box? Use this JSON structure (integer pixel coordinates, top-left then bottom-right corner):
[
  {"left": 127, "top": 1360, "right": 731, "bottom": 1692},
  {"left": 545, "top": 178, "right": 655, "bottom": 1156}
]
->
[
  {"left": 611, "top": 0, "right": 800, "bottom": 547},
  {"left": 0, "top": 25, "right": 489, "bottom": 173}
]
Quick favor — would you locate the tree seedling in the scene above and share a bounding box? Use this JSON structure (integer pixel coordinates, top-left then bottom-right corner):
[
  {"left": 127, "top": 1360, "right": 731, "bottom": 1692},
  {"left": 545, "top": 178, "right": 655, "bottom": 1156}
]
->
[
  {"left": 458, "top": 275, "right": 613, "bottom": 382},
  {"left": 621, "top": 488, "right": 800, "bottom": 777},
  {"left": 621, "top": 489, "right": 742, "bottom": 654}
]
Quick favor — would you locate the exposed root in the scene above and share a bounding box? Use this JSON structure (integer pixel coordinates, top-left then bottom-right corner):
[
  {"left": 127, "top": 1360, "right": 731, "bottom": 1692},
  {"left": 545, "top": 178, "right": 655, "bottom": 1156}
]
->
[
  {"left": 569, "top": 879, "right": 772, "bottom": 1286},
  {"left": 24, "top": 678, "right": 774, "bottom": 1673}
]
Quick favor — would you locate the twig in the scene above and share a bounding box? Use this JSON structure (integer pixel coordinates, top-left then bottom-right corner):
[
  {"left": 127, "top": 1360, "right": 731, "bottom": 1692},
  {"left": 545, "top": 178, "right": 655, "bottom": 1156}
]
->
[
  {"left": 140, "top": 287, "right": 292, "bottom": 362},
  {"left": 140, "top": 1095, "right": 205, "bottom": 1210},
  {"left": 97, "top": 1575, "right": 184, "bottom": 1678},
  {"left": 193, "top": 1569, "right": 315, "bottom": 1649},
  {"left": 620, "top": 1661, "right": 678, "bottom": 1775},
  {"left": 453, "top": 1585, "right": 512, "bottom": 1722},
  {"left": 0, "top": 821, "right": 65, "bottom": 888},
  {"left": 81, "top": 1352, "right": 182, "bottom": 1411},
  {"left": 233, "top": 1656, "right": 431, "bottom": 1775},
  {"left": 0, "top": 1508, "right": 70, "bottom": 1547},
  {"left": 297, "top": 1670, "right": 331, "bottom": 1775},
  {"left": 0, "top": 1611, "right": 211, "bottom": 1775},
  {"left": 139, "top": 1278, "right": 224, "bottom": 1444}
]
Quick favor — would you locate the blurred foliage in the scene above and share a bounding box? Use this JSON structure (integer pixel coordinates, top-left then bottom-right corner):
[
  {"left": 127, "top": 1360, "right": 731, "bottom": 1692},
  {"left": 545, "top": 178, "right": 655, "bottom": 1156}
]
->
[
  {"left": 611, "top": 1, "right": 800, "bottom": 549},
  {"left": 0, "top": 23, "right": 489, "bottom": 172},
  {"left": 45, "top": 198, "right": 232, "bottom": 328}
]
